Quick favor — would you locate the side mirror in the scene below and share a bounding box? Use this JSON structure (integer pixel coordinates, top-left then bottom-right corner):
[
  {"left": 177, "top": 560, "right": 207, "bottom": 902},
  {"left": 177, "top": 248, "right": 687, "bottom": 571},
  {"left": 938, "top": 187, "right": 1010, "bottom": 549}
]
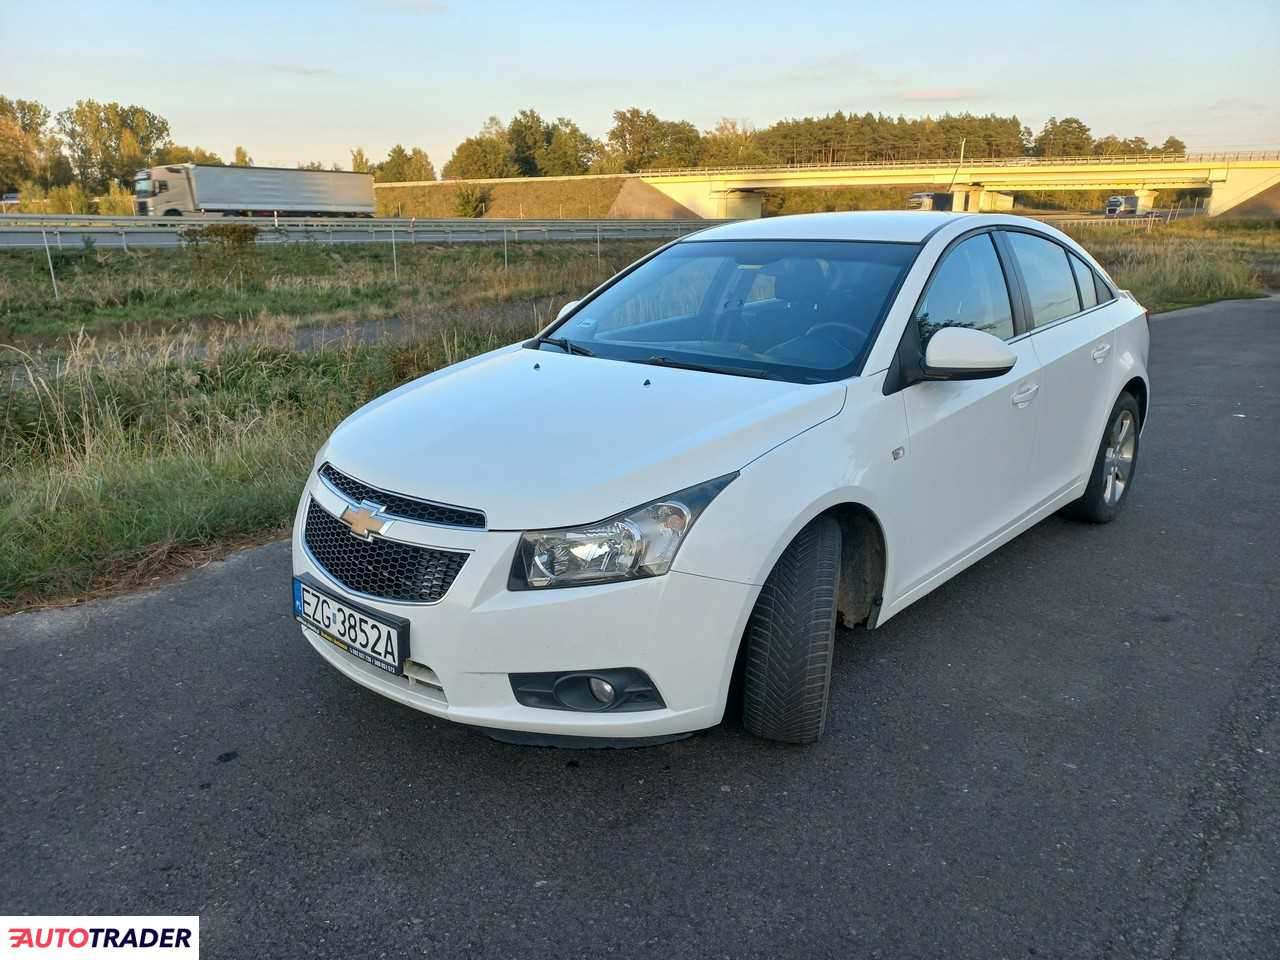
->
[
  {"left": 556, "top": 299, "right": 580, "bottom": 322},
  {"left": 921, "top": 326, "right": 1017, "bottom": 380}
]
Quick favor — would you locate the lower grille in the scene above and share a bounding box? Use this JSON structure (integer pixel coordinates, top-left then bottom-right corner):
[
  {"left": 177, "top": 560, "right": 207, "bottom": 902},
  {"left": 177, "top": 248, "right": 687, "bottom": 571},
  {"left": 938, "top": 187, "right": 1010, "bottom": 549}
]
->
[{"left": 303, "top": 499, "right": 468, "bottom": 603}]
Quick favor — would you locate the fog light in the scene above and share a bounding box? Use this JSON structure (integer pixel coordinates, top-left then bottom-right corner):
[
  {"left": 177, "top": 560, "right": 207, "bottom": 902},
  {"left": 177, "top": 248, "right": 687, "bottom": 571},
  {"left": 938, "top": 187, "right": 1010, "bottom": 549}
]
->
[
  {"left": 509, "top": 668, "right": 665, "bottom": 712},
  {"left": 589, "top": 677, "right": 616, "bottom": 704}
]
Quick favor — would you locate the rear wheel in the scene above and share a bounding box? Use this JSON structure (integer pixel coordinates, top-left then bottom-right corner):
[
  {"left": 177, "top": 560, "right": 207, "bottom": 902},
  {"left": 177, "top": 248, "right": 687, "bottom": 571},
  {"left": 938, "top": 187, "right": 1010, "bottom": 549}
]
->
[
  {"left": 742, "top": 516, "right": 842, "bottom": 743},
  {"left": 1064, "top": 392, "right": 1141, "bottom": 523}
]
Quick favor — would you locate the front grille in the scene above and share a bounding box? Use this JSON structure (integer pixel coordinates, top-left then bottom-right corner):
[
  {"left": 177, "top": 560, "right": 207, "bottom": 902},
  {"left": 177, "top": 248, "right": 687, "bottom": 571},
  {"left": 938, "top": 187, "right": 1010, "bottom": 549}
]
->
[
  {"left": 303, "top": 499, "right": 468, "bottom": 603},
  {"left": 319, "top": 463, "right": 485, "bottom": 529}
]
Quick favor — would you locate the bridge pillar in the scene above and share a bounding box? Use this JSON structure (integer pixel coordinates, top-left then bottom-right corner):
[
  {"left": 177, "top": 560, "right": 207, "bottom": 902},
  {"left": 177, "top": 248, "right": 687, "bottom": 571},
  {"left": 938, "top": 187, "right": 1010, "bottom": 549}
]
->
[
  {"left": 641, "top": 180, "right": 763, "bottom": 219},
  {"left": 952, "top": 188, "right": 1013, "bottom": 212},
  {"left": 1204, "top": 167, "right": 1280, "bottom": 216},
  {"left": 1133, "top": 189, "right": 1158, "bottom": 214}
]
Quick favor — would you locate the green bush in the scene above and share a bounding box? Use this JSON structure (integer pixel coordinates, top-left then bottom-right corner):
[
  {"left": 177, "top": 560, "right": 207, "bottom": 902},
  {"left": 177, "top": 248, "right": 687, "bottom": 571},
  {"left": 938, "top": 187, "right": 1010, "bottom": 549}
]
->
[{"left": 454, "top": 184, "right": 493, "bottom": 218}]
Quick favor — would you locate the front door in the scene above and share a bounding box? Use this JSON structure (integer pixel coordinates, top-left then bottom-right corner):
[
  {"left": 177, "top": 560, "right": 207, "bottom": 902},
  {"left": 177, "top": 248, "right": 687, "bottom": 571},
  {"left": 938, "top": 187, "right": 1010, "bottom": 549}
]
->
[{"left": 893, "top": 232, "right": 1043, "bottom": 599}]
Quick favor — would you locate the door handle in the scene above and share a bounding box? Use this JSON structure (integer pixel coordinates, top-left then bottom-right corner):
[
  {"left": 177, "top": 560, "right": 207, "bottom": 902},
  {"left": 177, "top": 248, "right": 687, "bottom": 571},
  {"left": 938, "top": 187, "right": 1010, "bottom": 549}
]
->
[
  {"left": 1091, "top": 343, "right": 1112, "bottom": 363},
  {"left": 1011, "top": 383, "right": 1040, "bottom": 407}
]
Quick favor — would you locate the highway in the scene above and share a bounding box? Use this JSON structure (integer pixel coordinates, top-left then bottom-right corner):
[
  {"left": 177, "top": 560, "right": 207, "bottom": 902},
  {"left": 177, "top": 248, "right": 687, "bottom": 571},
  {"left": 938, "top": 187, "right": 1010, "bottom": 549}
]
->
[
  {"left": 1, "top": 297, "right": 1276, "bottom": 958},
  {"left": 0, "top": 214, "right": 717, "bottom": 250}
]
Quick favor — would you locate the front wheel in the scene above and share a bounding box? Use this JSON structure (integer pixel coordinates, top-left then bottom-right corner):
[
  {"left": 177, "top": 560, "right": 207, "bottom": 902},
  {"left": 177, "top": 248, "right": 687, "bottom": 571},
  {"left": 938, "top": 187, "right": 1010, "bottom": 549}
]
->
[
  {"left": 1065, "top": 392, "right": 1141, "bottom": 523},
  {"left": 742, "top": 516, "right": 842, "bottom": 743}
]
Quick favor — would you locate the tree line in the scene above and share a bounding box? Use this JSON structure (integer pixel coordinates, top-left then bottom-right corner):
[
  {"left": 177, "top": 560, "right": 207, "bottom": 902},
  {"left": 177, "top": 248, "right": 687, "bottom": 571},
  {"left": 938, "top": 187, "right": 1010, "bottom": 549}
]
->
[
  {"left": 0, "top": 95, "right": 437, "bottom": 207},
  {"left": 2, "top": 93, "right": 1187, "bottom": 204},
  {"left": 435, "top": 109, "right": 1187, "bottom": 180}
]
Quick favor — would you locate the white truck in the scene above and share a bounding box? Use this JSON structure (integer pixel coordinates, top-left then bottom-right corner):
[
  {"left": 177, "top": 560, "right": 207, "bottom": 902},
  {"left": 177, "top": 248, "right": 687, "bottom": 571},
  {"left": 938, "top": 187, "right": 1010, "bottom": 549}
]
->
[{"left": 132, "top": 164, "right": 375, "bottom": 217}]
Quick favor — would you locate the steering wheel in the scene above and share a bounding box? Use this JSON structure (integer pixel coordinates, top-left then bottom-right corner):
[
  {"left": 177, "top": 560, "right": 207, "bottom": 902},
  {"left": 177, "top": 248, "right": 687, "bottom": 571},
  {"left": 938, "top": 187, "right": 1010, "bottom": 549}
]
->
[{"left": 804, "top": 322, "right": 862, "bottom": 350}]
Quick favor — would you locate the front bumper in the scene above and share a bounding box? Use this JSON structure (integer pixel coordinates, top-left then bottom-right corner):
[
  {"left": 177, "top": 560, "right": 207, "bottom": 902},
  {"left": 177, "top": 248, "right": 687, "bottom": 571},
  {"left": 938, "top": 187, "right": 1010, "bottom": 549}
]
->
[{"left": 291, "top": 474, "right": 758, "bottom": 738}]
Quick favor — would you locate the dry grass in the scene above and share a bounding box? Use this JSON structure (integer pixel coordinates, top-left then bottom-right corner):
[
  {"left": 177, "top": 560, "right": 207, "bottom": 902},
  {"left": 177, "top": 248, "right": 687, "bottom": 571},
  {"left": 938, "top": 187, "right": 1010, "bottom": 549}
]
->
[
  {"left": 1062, "top": 220, "right": 1276, "bottom": 311},
  {"left": 0, "top": 238, "right": 665, "bottom": 343},
  {"left": 0, "top": 317, "right": 534, "bottom": 611}
]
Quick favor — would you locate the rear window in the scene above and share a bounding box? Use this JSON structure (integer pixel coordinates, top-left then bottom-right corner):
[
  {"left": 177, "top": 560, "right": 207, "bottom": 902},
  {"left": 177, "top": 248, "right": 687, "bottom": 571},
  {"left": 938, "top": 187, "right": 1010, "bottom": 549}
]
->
[
  {"left": 552, "top": 239, "right": 919, "bottom": 382},
  {"left": 1094, "top": 271, "right": 1114, "bottom": 303},
  {"left": 1005, "top": 232, "right": 1081, "bottom": 327},
  {"left": 1070, "top": 253, "right": 1099, "bottom": 309}
]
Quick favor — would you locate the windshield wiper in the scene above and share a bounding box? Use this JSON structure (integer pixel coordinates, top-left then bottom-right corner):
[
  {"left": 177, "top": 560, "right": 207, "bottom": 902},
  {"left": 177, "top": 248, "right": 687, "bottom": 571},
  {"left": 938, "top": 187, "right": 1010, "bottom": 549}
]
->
[
  {"left": 537, "top": 335, "right": 594, "bottom": 357},
  {"left": 640, "top": 355, "right": 770, "bottom": 379}
]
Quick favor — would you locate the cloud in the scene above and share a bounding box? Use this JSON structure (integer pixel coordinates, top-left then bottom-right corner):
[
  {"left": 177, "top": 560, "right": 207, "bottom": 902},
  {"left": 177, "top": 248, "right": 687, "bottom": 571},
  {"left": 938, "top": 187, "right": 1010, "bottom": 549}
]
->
[
  {"left": 222, "top": 58, "right": 339, "bottom": 79},
  {"left": 899, "top": 87, "right": 985, "bottom": 102},
  {"left": 774, "top": 53, "right": 886, "bottom": 87},
  {"left": 1206, "top": 97, "right": 1269, "bottom": 114},
  {"left": 379, "top": 0, "right": 448, "bottom": 11}
]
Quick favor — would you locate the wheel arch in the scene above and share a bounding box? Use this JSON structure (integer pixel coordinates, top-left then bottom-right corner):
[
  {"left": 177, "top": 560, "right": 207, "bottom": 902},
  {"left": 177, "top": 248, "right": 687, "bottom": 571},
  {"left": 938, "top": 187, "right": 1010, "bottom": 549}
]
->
[
  {"left": 1122, "top": 374, "right": 1148, "bottom": 427},
  {"left": 817, "top": 501, "right": 888, "bottom": 629},
  {"left": 742, "top": 496, "right": 890, "bottom": 632}
]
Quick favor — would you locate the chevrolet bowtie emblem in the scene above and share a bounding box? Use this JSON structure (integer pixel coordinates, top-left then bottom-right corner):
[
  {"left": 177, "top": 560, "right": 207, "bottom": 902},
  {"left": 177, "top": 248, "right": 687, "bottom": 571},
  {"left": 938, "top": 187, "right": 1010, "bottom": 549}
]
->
[{"left": 340, "top": 504, "right": 386, "bottom": 540}]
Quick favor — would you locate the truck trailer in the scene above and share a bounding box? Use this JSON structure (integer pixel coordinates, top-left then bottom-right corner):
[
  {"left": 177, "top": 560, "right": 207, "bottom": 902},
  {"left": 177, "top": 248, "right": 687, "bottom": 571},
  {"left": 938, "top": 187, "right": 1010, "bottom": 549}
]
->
[{"left": 133, "top": 164, "right": 375, "bottom": 217}]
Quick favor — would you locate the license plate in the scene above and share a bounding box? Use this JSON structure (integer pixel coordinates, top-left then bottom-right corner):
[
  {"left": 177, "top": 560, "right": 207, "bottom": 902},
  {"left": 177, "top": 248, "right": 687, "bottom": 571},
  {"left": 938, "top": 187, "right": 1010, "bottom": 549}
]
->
[{"left": 293, "top": 576, "right": 407, "bottom": 675}]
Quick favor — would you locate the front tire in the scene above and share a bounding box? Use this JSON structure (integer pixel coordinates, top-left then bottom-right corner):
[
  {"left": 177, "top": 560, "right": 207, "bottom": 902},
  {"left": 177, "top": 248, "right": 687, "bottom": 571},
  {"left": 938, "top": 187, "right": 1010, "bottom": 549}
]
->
[
  {"left": 742, "top": 516, "right": 842, "bottom": 743},
  {"left": 1065, "top": 392, "right": 1141, "bottom": 523}
]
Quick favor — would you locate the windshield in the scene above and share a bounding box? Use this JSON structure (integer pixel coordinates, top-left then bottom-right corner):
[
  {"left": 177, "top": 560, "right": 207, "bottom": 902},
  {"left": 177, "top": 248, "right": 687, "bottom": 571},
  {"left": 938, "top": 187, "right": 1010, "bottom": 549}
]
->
[
  {"left": 549, "top": 239, "right": 918, "bottom": 382},
  {"left": 133, "top": 177, "right": 152, "bottom": 196}
]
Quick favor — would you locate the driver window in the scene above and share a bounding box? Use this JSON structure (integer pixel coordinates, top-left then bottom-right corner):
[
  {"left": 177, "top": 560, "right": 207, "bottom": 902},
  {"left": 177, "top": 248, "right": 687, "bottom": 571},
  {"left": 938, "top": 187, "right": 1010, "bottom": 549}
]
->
[{"left": 915, "top": 234, "right": 1015, "bottom": 346}]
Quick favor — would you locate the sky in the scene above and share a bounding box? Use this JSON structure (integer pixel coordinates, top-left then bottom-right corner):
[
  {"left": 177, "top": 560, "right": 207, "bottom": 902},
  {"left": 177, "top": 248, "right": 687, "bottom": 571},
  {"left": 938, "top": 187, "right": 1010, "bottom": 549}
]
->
[{"left": 2, "top": 0, "right": 1277, "bottom": 170}]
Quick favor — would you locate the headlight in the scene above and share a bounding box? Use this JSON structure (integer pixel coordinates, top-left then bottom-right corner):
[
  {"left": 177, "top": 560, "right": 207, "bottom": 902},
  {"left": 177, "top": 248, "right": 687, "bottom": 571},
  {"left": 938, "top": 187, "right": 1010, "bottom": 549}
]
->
[{"left": 511, "top": 474, "right": 737, "bottom": 589}]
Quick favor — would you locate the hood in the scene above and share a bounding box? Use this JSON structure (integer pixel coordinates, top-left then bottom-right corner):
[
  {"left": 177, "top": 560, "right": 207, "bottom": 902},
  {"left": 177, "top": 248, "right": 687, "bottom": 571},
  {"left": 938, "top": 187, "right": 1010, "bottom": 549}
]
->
[{"left": 321, "top": 346, "right": 845, "bottom": 530}]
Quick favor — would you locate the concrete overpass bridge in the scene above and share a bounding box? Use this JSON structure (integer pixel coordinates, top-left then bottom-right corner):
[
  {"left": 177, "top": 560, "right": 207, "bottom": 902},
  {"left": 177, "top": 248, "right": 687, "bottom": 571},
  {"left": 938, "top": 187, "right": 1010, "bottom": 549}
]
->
[
  {"left": 639, "top": 152, "right": 1280, "bottom": 218},
  {"left": 377, "top": 151, "right": 1280, "bottom": 220}
]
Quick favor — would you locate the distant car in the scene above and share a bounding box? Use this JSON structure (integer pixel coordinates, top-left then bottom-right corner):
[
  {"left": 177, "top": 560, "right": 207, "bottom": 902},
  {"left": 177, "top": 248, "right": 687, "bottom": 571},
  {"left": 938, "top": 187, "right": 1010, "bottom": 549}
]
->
[{"left": 292, "top": 212, "right": 1151, "bottom": 744}]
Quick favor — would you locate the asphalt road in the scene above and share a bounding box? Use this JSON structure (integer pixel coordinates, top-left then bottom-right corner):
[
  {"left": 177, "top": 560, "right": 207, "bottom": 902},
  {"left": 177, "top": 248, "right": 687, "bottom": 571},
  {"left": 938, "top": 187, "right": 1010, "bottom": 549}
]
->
[{"left": 2, "top": 297, "right": 1277, "bottom": 959}]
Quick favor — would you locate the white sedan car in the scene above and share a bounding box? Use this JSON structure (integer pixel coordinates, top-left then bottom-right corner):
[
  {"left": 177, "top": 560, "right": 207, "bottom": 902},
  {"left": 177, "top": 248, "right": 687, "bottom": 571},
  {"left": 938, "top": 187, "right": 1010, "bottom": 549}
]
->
[{"left": 292, "top": 212, "right": 1150, "bottom": 744}]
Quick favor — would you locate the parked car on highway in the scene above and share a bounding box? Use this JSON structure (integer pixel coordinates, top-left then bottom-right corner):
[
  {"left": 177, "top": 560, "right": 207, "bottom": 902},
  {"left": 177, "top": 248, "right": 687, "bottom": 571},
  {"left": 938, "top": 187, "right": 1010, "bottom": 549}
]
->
[{"left": 292, "top": 212, "right": 1150, "bottom": 744}]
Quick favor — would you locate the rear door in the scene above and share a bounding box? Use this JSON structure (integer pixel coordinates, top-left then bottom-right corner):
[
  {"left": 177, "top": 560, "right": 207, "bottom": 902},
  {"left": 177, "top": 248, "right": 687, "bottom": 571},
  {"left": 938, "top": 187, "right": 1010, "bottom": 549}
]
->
[
  {"left": 1001, "top": 230, "right": 1118, "bottom": 504},
  {"left": 894, "top": 231, "right": 1043, "bottom": 595}
]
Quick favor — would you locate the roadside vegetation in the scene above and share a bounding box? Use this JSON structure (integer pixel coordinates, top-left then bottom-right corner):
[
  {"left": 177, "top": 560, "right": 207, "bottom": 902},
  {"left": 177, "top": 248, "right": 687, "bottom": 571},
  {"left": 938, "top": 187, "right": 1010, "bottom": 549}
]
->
[
  {"left": 1061, "top": 219, "right": 1277, "bottom": 310},
  {"left": 1, "top": 224, "right": 1275, "bottom": 611},
  {"left": 0, "top": 237, "right": 663, "bottom": 343}
]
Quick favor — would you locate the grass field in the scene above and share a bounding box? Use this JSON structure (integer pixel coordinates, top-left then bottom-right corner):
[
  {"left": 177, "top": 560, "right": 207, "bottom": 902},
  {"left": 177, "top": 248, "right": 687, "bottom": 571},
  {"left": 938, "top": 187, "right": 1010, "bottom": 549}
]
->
[
  {"left": 0, "top": 237, "right": 664, "bottom": 343},
  {"left": 2, "top": 222, "right": 1276, "bottom": 611}
]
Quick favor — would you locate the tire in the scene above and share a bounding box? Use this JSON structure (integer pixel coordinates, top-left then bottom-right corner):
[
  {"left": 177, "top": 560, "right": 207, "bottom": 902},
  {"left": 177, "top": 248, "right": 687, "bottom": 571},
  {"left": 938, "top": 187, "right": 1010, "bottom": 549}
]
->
[
  {"left": 742, "top": 516, "right": 842, "bottom": 743},
  {"left": 1064, "top": 392, "right": 1141, "bottom": 523}
]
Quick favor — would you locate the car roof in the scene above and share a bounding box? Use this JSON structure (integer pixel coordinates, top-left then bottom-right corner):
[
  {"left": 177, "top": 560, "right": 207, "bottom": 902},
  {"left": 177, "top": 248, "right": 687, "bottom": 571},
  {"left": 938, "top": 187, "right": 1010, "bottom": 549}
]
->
[{"left": 684, "top": 211, "right": 1050, "bottom": 244}]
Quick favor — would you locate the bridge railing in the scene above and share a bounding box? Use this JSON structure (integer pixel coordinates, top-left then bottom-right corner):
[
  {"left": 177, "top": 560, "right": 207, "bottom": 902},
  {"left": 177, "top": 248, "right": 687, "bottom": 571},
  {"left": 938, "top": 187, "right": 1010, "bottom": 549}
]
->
[{"left": 640, "top": 151, "right": 1280, "bottom": 177}]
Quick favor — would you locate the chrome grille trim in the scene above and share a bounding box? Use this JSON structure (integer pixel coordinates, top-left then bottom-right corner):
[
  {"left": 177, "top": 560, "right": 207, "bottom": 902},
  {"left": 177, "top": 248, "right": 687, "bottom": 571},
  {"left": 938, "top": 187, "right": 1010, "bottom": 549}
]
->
[{"left": 319, "top": 462, "right": 486, "bottom": 530}]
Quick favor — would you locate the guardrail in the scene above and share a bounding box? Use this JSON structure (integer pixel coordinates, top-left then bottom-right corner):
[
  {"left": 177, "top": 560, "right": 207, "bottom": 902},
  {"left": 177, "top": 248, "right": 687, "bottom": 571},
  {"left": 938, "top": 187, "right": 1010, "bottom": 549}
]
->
[{"left": 0, "top": 215, "right": 722, "bottom": 250}]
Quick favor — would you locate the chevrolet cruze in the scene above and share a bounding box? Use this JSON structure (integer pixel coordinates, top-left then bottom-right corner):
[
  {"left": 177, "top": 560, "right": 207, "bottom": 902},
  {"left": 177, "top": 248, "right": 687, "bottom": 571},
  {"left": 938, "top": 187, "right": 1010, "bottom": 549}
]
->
[{"left": 292, "top": 211, "right": 1150, "bottom": 744}]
